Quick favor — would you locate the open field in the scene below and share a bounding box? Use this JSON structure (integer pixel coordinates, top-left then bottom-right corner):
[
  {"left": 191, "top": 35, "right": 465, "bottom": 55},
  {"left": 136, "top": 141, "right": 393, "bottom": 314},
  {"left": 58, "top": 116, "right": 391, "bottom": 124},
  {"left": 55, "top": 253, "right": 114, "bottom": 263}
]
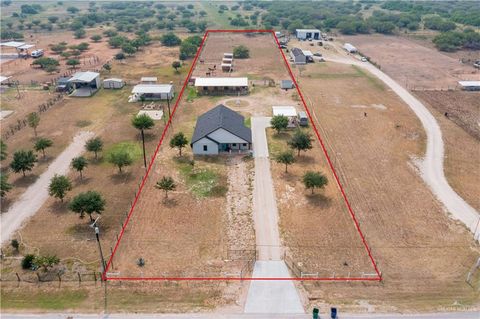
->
[
  {"left": 341, "top": 34, "right": 479, "bottom": 89},
  {"left": 296, "top": 61, "right": 480, "bottom": 312}
]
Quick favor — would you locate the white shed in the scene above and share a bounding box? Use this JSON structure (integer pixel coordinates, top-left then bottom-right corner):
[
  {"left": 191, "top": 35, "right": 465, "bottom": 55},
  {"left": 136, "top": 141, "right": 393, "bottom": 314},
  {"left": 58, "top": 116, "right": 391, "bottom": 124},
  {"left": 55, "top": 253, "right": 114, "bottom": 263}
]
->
[
  {"left": 103, "top": 78, "right": 125, "bottom": 89},
  {"left": 296, "top": 29, "right": 321, "bottom": 40},
  {"left": 458, "top": 81, "right": 480, "bottom": 91},
  {"left": 140, "top": 77, "right": 157, "bottom": 84},
  {"left": 130, "top": 84, "right": 174, "bottom": 102},
  {"left": 272, "top": 106, "right": 298, "bottom": 127},
  {"left": 343, "top": 43, "right": 357, "bottom": 53}
]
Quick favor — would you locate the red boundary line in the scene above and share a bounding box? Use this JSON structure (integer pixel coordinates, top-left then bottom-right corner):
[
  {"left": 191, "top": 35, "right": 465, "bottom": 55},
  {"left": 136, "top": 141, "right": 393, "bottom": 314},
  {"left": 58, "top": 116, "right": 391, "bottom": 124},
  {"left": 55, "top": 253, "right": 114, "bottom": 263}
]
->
[{"left": 104, "top": 30, "right": 381, "bottom": 282}]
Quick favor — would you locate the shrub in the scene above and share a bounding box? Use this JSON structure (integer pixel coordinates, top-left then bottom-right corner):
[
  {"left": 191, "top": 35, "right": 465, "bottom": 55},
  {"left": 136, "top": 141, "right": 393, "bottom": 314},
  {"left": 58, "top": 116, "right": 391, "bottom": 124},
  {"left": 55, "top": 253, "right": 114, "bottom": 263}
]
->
[
  {"left": 233, "top": 45, "right": 249, "bottom": 58},
  {"left": 22, "top": 254, "right": 36, "bottom": 269}
]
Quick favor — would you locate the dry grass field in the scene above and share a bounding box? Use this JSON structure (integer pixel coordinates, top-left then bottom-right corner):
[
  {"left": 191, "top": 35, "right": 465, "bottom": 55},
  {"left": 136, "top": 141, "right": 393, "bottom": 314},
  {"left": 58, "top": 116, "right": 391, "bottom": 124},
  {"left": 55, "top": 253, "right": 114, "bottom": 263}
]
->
[
  {"left": 297, "top": 61, "right": 480, "bottom": 312},
  {"left": 341, "top": 34, "right": 479, "bottom": 89}
]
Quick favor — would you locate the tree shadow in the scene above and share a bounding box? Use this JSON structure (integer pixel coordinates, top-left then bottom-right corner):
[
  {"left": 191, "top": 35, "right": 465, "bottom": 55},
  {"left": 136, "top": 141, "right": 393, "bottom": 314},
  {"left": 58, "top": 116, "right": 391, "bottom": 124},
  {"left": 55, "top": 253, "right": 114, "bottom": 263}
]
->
[
  {"left": 143, "top": 132, "right": 157, "bottom": 142},
  {"left": 65, "top": 223, "right": 95, "bottom": 241},
  {"left": 109, "top": 171, "right": 134, "bottom": 184},
  {"left": 162, "top": 197, "right": 178, "bottom": 208},
  {"left": 306, "top": 193, "right": 331, "bottom": 208},
  {"left": 280, "top": 171, "right": 297, "bottom": 183},
  {"left": 74, "top": 176, "right": 93, "bottom": 186},
  {"left": 49, "top": 200, "right": 69, "bottom": 214},
  {"left": 12, "top": 174, "right": 38, "bottom": 187},
  {"left": 297, "top": 154, "right": 316, "bottom": 164}
]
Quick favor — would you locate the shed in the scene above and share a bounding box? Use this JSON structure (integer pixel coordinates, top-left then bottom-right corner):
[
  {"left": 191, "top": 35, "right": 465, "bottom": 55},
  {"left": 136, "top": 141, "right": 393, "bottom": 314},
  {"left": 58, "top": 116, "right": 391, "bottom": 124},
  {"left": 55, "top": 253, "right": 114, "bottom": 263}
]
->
[
  {"left": 194, "top": 77, "right": 248, "bottom": 95},
  {"left": 296, "top": 29, "right": 321, "bottom": 40},
  {"left": 221, "top": 63, "right": 233, "bottom": 72},
  {"left": 302, "top": 50, "right": 314, "bottom": 62},
  {"left": 272, "top": 105, "right": 298, "bottom": 127},
  {"left": 0, "top": 76, "right": 12, "bottom": 85},
  {"left": 280, "top": 79, "right": 294, "bottom": 90},
  {"left": 290, "top": 48, "right": 306, "bottom": 65},
  {"left": 141, "top": 77, "right": 157, "bottom": 84},
  {"left": 224, "top": 53, "right": 234, "bottom": 59},
  {"left": 68, "top": 71, "right": 100, "bottom": 97},
  {"left": 343, "top": 43, "right": 357, "bottom": 53},
  {"left": 130, "top": 84, "right": 174, "bottom": 101},
  {"left": 458, "top": 81, "right": 480, "bottom": 91},
  {"left": 191, "top": 104, "right": 252, "bottom": 155},
  {"left": 103, "top": 78, "right": 125, "bottom": 89}
]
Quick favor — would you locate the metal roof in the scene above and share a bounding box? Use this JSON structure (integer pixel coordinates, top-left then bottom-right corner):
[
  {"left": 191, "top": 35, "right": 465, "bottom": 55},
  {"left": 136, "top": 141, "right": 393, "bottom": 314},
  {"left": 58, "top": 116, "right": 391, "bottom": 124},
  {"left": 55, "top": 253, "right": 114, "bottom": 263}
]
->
[
  {"left": 291, "top": 48, "right": 305, "bottom": 57},
  {"left": 191, "top": 104, "right": 251, "bottom": 144},
  {"left": 458, "top": 81, "right": 480, "bottom": 87},
  {"left": 68, "top": 71, "right": 99, "bottom": 83},
  {"left": 18, "top": 44, "right": 35, "bottom": 49},
  {"left": 272, "top": 106, "right": 297, "bottom": 117},
  {"left": 132, "top": 84, "right": 173, "bottom": 94},
  {"left": 141, "top": 77, "right": 157, "bottom": 82},
  {"left": 194, "top": 77, "right": 248, "bottom": 87},
  {"left": 281, "top": 80, "right": 294, "bottom": 89},
  {"left": 302, "top": 50, "right": 313, "bottom": 57},
  {"left": 0, "top": 76, "right": 12, "bottom": 83},
  {"left": 0, "top": 41, "right": 25, "bottom": 48},
  {"left": 296, "top": 29, "right": 320, "bottom": 33},
  {"left": 104, "top": 78, "right": 124, "bottom": 82}
]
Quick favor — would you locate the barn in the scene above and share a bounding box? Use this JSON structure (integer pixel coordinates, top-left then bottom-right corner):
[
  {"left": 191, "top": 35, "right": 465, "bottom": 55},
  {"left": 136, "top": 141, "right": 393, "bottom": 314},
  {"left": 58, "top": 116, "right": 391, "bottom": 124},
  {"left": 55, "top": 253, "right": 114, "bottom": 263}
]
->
[
  {"left": 67, "top": 71, "right": 100, "bottom": 97},
  {"left": 290, "top": 48, "right": 306, "bottom": 65},
  {"left": 130, "top": 84, "right": 174, "bottom": 101},
  {"left": 194, "top": 77, "right": 248, "bottom": 95},
  {"left": 343, "top": 43, "right": 357, "bottom": 53},
  {"left": 103, "top": 78, "right": 125, "bottom": 89},
  {"left": 295, "top": 29, "right": 321, "bottom": 40}
]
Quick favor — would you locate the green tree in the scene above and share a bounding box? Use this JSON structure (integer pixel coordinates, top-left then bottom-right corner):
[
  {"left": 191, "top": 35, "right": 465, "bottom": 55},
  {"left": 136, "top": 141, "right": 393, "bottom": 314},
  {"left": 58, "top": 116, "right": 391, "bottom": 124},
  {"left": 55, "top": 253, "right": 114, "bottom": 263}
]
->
[
  {"left": 233, "top": 45, "right": 249, "bottom": 58},
  {"left": 32, "top": 57, "right": 59, "bottom": 69},
  {"left": 131, "top": 113, "right": 155, "bottom": 167},
  {"left": 270, "top": 115, "right": 289, "bottom": 134},
  {"left": 161, "top": 32, "right": 181, "bottom": 46},
  {"left": 275, "top": 150, "right": 295, "bottom": 173},
  {"left": 66, "top": 59, "right": 80, "bottom": 69},
  {"left": 74, "top": 28, "right": 86, "bottom": 39},
  {"left": 48, "top": 16, "right": 59, "bottom": 24},
  {"left": 122, "top": 43, "right": 136, "bottom": 56},
  {"left": 169, "top": 132, "right": 188, "bottom": 156},
  {"left": 34, "top": 255, "right": 60, "bottom": 271},
  {"left": 172, "top": 60, "right": 181, "bottom": 72},
  {"left": 27, "top": 112, "right": 40, "bottom": 136},
  {"left": 179, "top": 41, "right": 197, "bottom": 59},
  {"left": 108, "top": 35, "right": 127, "bottom": 48},
  {"left": 10, "top": 150, "right": 37, "bottom": 177},
  {"left": 302, "top": 171, "right": 328, "bottom": 194},
  {"left": 108, "top": 150, "right": 132, "bottom": 173},
  {"left": 71, "top": 156, "right": 88, "bottom": 179},
  {"left": 66, "top": 6, "right": 79, "bottom": 14},
  {"left": 85, "top": 137, "right": 103, "bottom": 159},
  {"left": 48, "top": 174, "right": 72, "bottom": 202},
  {"left": 155, "top": 176, "right": 176, "bottom": 199},
  {"left": 90, "top": 34, "right": 102, "bottom": 42},
  {"left": 34, "top": 137, "right": 53, "bottom": 158},
  {"left": 288, "top": 130, "right": 313, "bottom": 156},
  {"left": 0, "top": 140, "right": 7, "bottom": 161},
  {"left": 1, "top": 174, "right": 12, "bottom": 198},
  {"left": 69, "top": 190, "right": 105, "bottom": 221}
]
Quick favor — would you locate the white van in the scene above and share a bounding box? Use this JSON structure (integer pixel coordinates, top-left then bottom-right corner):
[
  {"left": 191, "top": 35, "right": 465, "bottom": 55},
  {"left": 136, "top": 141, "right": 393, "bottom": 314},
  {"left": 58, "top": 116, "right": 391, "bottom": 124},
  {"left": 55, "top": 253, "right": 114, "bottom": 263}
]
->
[{"left": 30, "top": 49, "right": 44, "bottom": 58}]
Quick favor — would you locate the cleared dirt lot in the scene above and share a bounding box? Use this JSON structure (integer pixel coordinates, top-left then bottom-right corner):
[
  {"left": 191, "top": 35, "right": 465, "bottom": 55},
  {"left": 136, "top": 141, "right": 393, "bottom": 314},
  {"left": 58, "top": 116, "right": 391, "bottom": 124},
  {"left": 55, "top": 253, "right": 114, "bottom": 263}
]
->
[
  {"left": 341, "top": 34, "right": 479, "bottom": 89},
  {"left": 297, "top": 61, "right": 480, "bottom": 312}
]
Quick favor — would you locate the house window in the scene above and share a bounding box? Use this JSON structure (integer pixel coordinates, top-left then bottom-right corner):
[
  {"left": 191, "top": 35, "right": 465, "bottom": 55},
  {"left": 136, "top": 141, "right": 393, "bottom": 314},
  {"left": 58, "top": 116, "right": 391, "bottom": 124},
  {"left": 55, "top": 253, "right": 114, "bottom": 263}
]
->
[
  {"left": 224, "top": 86, "right": 229, "bottom": 90},
  {"left": 203, "top": 145, "right": 208, "bottom": 151},
  {"left": 232, "top": 143, "right": 236, "bottom": 147},
  {"left": 203, "top": 86, "right": 208, "bottom": 91},
  {"left": 243, "top": 143, "right": 247, "bottom": 147}
]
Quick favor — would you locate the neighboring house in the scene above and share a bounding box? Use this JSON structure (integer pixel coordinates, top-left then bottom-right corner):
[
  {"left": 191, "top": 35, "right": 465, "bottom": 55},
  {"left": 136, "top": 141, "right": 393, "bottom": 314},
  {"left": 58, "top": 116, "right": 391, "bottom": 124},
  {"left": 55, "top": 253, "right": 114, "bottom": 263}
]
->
[
  {"left": 280, "top": 79, "right": 294, "bottom": 90},
  {"left": 290, "top": 48, "right": 306, "bottom": 65},
  {"left": 194, "top": 77, "right": 249, "bottom": 95},
  {"left": 458, "top": 81, "right": 480, "bottom": 91},
  {"left": 140, "top": 77, "right": 157, "bottom": 84},
  {"left": 272, "top": 106, "right": 298, "bottom": 128},
  {"left": 67, "top": 71, "right": 100, "bottom": 97},
  {"left": 191, "top": 104, "right": 252, "bottom": 155},
  {"left": 296, "top": 29, "right": 321, "bottom": 40},
  {"left": 343, "top": 43, "right": 357, "bottom": 53},
  {"left": 130, "top": 84, "right": 174, "bottom": 102}
]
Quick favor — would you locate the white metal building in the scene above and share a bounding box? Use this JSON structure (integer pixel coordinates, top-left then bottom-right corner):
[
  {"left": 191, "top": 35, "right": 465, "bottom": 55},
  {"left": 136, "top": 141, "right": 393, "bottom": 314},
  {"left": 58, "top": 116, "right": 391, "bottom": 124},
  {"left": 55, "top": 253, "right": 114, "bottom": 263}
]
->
[
  {"left": 130, "top": 84, "right": 174, "bottom": 101},
  {"left": 140, "top": 77, "right": 157, "bottom": 84},
  {"left": 272, "top": 106, "right": 298, "bottom": 127},
  {"left": 458, "top": 81, "right": 480, "bottom": 91},
  {"left": 296, "top": 29, "right": 321, "bottom": 40},
  {"left": 68, "top": 71, "right": 100, "bottom": 97},
  {"left": 103, "top": 78, "right": 125, "bottom": 89},
  {"left": 343, "top": 43, "right": 357, "bottom": 53}
]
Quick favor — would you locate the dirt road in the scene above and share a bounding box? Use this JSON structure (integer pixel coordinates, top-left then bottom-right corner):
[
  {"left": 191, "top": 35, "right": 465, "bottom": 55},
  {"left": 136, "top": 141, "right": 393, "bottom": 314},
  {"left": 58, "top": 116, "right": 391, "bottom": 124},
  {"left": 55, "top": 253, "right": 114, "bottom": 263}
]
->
[
  {"left": 323, "top": 54, "right": 480, "bottom": 240},
  {"left": 0, "top": 131, "right": 94, "bottom": 245}
]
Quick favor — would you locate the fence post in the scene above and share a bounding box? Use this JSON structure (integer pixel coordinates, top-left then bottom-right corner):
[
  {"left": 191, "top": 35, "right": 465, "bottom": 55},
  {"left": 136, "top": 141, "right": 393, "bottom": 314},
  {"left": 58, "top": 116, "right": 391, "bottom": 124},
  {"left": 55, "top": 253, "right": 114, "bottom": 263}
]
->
[
  {"left": 93, "top": 271, "right": 97, "bottom": 283},
  {"left": 57, "top": 272, "right": 62, "bottom": 287},
  {"left": 77, "top": 272, "right": 81, "bottom": 284},
  {"left": 110, "top": 247, "right": 114, "bottom": 270}
]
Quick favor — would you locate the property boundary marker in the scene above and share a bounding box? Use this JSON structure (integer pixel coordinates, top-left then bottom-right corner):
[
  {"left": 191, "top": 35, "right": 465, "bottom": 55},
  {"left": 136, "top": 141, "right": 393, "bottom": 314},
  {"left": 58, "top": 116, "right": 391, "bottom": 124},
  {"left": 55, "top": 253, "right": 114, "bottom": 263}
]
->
[{"left": 104, "top": 29, "right": 382, "bottom": 282}]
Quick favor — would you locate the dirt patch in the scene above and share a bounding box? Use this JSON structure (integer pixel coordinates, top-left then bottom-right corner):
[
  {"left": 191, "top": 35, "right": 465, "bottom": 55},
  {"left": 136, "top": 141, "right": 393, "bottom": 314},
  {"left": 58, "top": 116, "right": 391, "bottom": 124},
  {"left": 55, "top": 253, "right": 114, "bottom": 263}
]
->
[{"left": 341, "top": 34, "right": 479, "bottom": 89}]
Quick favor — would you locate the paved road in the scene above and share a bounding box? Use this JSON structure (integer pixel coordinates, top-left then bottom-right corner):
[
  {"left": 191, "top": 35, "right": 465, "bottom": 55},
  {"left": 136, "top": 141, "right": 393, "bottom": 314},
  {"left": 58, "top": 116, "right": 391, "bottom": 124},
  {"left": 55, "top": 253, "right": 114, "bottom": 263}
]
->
[
  {"left": 245, "top": 117, "right": 303, "bottom": 314},
  {"left": 3, "top": 312, "right": 479, "bottom": 319},
  {"left": 323, "top": 56, "right": 480, "bottom": 240},
  {"left": 1, "top": 131, "right": 94, "bottom": 245}
]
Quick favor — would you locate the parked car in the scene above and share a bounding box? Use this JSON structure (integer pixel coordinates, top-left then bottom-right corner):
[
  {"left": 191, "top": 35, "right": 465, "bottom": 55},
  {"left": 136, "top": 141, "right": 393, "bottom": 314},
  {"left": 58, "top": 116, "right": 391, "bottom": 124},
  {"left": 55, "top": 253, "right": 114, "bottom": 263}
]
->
[
  {"left": 280, "top": 45, "right": 287, "bottom": 49},
  {"left": 314, "top": 52, "right": 322, "bottom": 57},
  {"left": 361, "top": 57, "right": 368, "bottom": 62},
  {"left": 31, "top": 49, "right": 44, "bottom": 58}
]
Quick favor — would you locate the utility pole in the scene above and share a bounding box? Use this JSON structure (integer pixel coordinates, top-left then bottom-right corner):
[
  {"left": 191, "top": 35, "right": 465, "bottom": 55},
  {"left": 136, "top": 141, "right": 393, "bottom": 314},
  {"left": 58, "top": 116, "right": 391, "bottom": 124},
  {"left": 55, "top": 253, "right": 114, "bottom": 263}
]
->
[{"left": 90, "top": 218, "right": 107, "bottom": 313}]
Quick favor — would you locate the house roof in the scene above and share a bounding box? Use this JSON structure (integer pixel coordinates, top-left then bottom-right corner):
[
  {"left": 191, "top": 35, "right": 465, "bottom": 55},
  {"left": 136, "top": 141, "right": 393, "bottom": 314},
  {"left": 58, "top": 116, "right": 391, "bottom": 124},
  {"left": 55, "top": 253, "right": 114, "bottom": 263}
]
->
[
  {"left": 458, "top": 81, "right": 480, "bottom": 87},
  {"left": 344, "top": 43, "right": 357, "bottom": 51},
  {"left": 195, "top": 77, "right": 248, "bottom": 87},
  {"left": 0, "top": 41, "right": 25, "bottom": 48},
  {"left": 104, "top": 78, "right": 124, "bottom": 82},
  {"left": 296, "top": 29, "right": 320, "bottom": 33},
  {"left": 68, "top": 71, "right": 99, "bottom": 83},
  {"left": 272, "top": 106, "right": 297, "bottom": 117},
  {"left": 0, "top": 76, "right": 12, "bottom": 83},
  {"left": 192, "top": 104, "right": 252, "bottom": 144},
  {"left": 291, "top": 48, "right": 305, "bottom": 57},
  {"left": 302, "top": 50, "right": 313, "bottom": 57},
  {"left": 281, "top": 80, "right": 294, "bottom": 89},
  {"left": 132, "top": 84, "right": 173, "bottom": 94}
]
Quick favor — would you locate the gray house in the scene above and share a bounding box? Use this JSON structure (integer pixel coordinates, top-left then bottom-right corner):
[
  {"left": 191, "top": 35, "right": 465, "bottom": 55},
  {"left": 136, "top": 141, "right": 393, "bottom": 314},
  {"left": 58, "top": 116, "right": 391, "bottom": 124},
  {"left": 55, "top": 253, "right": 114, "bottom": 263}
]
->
[
  {"left": 290, "top": 48, "right": 306, "bottom": 65},
  {"left": 191, "top": 104, "right": 252, "bottom": 155}
]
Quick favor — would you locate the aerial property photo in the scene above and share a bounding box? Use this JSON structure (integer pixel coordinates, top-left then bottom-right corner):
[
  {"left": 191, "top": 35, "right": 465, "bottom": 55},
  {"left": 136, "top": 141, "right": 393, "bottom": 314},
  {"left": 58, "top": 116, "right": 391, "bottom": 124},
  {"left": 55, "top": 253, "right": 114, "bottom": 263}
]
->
[{"left": 0, "top": 1, "right": 479, "bottom": 318}]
